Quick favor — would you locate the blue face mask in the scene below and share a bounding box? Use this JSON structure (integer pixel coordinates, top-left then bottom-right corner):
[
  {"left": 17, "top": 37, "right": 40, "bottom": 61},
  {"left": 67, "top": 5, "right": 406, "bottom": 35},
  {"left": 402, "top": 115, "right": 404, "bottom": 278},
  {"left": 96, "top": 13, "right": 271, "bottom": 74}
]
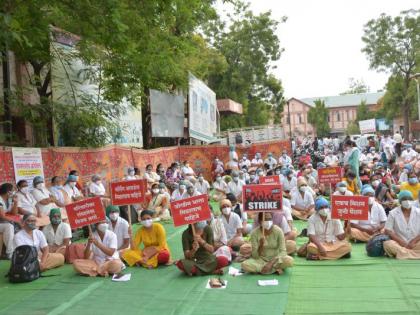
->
[
  {"left": 195, "top": 221, "right": 207, "bottom": 230},
  {"left": 409, "top": 178, "right": 418, "bottom": 185}
]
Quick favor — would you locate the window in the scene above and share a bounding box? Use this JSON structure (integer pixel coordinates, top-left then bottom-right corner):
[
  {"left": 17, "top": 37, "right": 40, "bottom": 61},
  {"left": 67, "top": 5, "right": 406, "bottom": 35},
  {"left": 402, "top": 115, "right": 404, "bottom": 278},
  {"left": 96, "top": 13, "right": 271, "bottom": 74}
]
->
[
  {"left": 337, "top": 112, "right": 340, "bottom": 122},
  {"left": 298, "top": 114, "right": 302, "bottom": 124},
  {"left": 327, "top": 115, "right": 330, "bottom": 122},
  {"left": 286, "top": 116, "right": 290, "bottom": 124}
]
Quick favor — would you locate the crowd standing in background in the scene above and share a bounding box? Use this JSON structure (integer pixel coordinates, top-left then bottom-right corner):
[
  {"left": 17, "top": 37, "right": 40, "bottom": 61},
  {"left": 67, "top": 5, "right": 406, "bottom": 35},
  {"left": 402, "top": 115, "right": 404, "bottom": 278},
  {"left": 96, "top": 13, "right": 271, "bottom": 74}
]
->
[{"left": 1, "top": 130, "right": 420, "bottom": 278}]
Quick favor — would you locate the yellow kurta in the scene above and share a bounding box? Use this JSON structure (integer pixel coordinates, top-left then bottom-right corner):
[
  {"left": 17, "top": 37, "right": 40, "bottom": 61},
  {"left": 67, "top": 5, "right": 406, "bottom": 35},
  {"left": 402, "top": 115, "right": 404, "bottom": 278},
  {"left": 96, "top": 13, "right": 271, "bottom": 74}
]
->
[{"left": 122, "top": 223, "right": 170, "bottom": 267}]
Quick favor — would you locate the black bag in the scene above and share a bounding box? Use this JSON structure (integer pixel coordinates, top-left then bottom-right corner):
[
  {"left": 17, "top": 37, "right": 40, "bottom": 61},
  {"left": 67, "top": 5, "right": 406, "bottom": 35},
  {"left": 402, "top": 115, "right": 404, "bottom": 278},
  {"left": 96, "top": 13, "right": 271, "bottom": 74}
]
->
[
  {"left": 8, "top": 245, "right": 40, "bottom": 283},
  {"left": 366, "top": 234, "right": 390, "bottom": 257}
]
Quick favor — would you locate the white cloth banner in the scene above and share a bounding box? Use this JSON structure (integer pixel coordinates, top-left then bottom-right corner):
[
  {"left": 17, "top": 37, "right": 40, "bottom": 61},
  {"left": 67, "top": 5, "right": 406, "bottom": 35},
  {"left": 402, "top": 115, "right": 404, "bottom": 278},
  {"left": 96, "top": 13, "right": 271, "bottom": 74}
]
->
[
  {"left": 359, "top": 119, "right": 376, "bottom": 134},
  {"left": 188, "top": 73, "right": 217, "bottom": 142},
  {"left": 12, "top": 147, "right": 45, "bottom": 188}
]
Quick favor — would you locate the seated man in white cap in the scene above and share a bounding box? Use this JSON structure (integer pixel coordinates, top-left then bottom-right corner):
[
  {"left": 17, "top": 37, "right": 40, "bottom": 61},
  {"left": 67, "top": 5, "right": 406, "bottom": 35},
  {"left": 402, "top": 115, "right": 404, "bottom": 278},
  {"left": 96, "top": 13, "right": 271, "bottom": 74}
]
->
[
  {"left": 333, "top": 181, "right": 354, "bottom": 196},
  {"left": 384, "top": 190, "right": 420, "bottom": 259},
  {"left": 349, "top": 186, "right": 386, "bottom": 242},
  {"left": 290, "top": 177, "right": 315, "bottom": 220},
  {"left": 306, "top": 197, "right": 352, "bottom": 260}
]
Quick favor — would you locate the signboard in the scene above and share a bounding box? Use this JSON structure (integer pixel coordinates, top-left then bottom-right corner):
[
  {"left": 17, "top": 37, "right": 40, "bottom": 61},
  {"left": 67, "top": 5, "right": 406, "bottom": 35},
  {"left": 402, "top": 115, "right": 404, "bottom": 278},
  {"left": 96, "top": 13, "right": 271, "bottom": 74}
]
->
[
  {"left": 12, "top": 147, "right": 45, "bottom": 189},
  {"left": 110, "top": 179, "right": 147, "bottom": 206},
  {"left": 359, "top": 119, "right": 376, "bottom": 134},
  {"left": 331, "top": 195, "right": 369, "bottom": 220},
  {"left": 228, "top": 125, "right": 284, "bottom": 145},
  {"left": 317, "top": 167, "right": 343, "bottom": 185},
  {"left": 260, "top": 176, "right": 281, "bottom": 185},
  {"left": 242, "top": 184, "right": 282, "bottom": 212},
  {"left": 188, "top": 73, "right": 217, "bottom": 143},
  {"left": 66, "top": 197, "right": 105, "bottom": 229},
  {"left": 170, "top": 194, "right": 212, "bottom": 227}
]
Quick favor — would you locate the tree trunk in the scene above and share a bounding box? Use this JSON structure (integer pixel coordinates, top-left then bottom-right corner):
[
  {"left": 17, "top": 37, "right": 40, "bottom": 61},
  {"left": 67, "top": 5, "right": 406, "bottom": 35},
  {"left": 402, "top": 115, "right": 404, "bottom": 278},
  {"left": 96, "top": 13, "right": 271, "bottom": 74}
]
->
[
  {"left": 402, "top": 76, "right": 411, "bottom": 141},
  {"left": 141, "top": 88, "right": 152, "bottom": 149}
]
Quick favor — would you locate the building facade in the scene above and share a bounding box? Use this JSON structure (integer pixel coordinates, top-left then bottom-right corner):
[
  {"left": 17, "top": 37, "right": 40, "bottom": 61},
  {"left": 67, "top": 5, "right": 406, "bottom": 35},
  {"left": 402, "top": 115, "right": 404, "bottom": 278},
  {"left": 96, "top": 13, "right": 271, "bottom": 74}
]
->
[{"left": 282, "top": 92, "right": 385, "bottom": 138}]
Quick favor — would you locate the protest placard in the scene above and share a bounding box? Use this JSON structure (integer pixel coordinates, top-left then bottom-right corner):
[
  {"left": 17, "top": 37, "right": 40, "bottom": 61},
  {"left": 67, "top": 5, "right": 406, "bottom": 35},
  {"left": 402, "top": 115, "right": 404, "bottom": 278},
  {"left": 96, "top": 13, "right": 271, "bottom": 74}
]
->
[
  {"left": 318, "top": 167, "right": 343, "bottom": 185},
  {"left": 331, "top": 195, "right": 369, "bottom": 220},
  {"left": 66, "top": 197, "right": 105, "bottom": 229},
  {"left": 110, "top": 179, "right": 147, "bottom": 206},
  {"left": 242, "top": 184, "right": 282, "bottom": 212},
  {"left": 260, "top": 176, "right": 281, "bottom": 185},
  {"left": 171, "top": 194, "right": 211, "bottom": 227}
]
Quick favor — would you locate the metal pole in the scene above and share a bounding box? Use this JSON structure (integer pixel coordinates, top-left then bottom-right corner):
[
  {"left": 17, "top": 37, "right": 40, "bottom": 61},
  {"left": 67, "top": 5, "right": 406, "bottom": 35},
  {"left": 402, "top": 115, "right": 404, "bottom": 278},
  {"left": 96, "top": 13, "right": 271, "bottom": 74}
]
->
[
  {"left": 287, "top": 101, "right": 292, "bottom": 139},
  {"left": 415, "top": 78, "right": 420, "bottom": 121},
  {"left": 2, "top": 47, "right": 12, "bottom": 142}
]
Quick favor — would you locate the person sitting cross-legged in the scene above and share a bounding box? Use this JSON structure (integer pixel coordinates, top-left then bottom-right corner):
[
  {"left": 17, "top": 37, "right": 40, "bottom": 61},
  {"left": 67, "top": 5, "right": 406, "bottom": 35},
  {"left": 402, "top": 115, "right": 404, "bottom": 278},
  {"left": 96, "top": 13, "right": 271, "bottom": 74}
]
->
[
  {"left": 73, "top": 220, "right": 123, "bottom": 277},
  {"left": 383, "top": 190, "right": 420, "bottom": 259},
  {"left": 122, "top": 210, "right": 171, "bottom": 268},
  {"left": 306, "top": 197, "right": 352, "bottom": 260},
  {"left": 242, "top": 212, "right": 294, "bottom": 275}
]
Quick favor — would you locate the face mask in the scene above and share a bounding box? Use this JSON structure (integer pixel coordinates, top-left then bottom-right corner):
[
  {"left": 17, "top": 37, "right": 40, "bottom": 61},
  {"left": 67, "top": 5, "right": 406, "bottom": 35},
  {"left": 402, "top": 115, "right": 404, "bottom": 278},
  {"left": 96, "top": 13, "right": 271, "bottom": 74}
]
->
[
  {"left": 97, "top": 223, "right": 108, "bottom": 233},
  {"left": 275, "top": 170, "right": 281, "bottom": 175},
  {"left": 179, "top": 185, "right": 186, "bottom": 190},
  {"left": 198, "top": 177, "right": 204, "bottom": 182},
  {"left": 338, "top": 187, "right": 346, "bottom": 193},
  {"left": 142, "top": 219, "right": 153, "bottom": 228},
  {"left": 250, "top": 175, "right": 256, "bottom": 180},
  {"left": 27, "top": 223, "right": 37, "bottom": 230},
  {"left": 318, "top": 208, "right": 330, "bottom": 217},
  {"left": 51, "top": 217, "right": 61, "bottom": 225},
  {"left": 195, "top": 221, "right": 207, "bottom": 230},
  {"left": 146, "top": 169, "right": 152, "bottom": 173},
  {"left": 69, "top": 182, "right": 76, "bottom": 187},
  {"left": 401, "top": 200, "right": 412, "bottom": 209},
  {"left": 299, "top": 186, "right": 307, "bottom": 193},
  {"left": 368, "top": 197, "right": 375, "bottom": 205},
  {"left": 371, "top": 151, "right": 375, "bottom": 154},
  {"left": 258, "top": 172, "right": 264, "bottom": 176},
  {"left": 95, "top": 181, "right": 101, "bottom": 185},
  {"left": 372, "top": 180, "right": 380, "bottom": 188},
  {"left": 262, "top": 220, "right": 273, "bottom": 230},
  {"left": 283, "top": 154, "right": 287, "bottom": 157},
  {"left": 403, "top": 169, "right": 409, "bottom": 174},
  {"left": 109, "top": 212, "right": 119, "bottom": 221},
  {"left": 129, "top": 171, "right": 135, "bottom": 176},
  {"left": 222, "top": 207, "right": 231, "bottom": 215},
  {"left": 36, "top": 183, "right": 45, "bottom": 190},
  {"left": 243, "top": 157, "right": 247, "bottom": 160},
  {"left": 408, "top": 178, "right": 418, "bottom": 185},
  {"left": 216, "top": 177, "right": 221, "bottom": 182},
  {"left": 159, "top": 188, "right": 166, "bottom": 194},
  {"left": 233, "top": 177, "right": 239, "bottom": 182},
  {"left": 152, "top": 188, "right": 160, "bottom": 194},
  {"left": 20, "top": 187, "right": 30, "bottom": 194}
]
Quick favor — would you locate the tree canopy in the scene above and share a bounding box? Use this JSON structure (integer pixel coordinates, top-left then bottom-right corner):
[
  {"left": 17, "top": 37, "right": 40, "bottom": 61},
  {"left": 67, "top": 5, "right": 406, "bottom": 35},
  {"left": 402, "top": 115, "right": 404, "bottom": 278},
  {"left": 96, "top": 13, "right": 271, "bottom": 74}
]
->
[{"left": 307, "top": 99, "right": 330, "bottom": 137}]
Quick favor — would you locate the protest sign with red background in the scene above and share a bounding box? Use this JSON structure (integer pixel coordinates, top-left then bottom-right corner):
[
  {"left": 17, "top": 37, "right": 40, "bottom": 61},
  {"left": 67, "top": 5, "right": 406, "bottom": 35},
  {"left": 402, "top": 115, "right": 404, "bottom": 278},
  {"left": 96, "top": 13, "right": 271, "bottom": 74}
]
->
[
  {"left": 260, "top": 176, "right": 281, "bottom": 185},
  {"left": 331, "top": 195, "right": 369, "bottom": 220},
  {"left": 110, "top": 179, "right": 147, "bottom": 206},
  {"left": 242, "top": 184, "right": 282, "bottom": 212},
  {"left": 66, "top": 197, "right": 105, "bottom": 229},
  {"left": 318, "top": 167, "right": 343, "bottom": 185},
  {"left": 170, "top": 194, "right": 211, "bottom": 227}
]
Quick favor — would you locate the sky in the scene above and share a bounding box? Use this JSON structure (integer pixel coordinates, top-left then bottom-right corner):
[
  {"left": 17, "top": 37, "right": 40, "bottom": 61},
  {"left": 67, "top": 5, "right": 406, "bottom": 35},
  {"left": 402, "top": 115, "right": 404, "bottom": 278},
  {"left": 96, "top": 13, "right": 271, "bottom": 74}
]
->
[{"left": 216, "top": 0, "right": 418, "bottom": 99}]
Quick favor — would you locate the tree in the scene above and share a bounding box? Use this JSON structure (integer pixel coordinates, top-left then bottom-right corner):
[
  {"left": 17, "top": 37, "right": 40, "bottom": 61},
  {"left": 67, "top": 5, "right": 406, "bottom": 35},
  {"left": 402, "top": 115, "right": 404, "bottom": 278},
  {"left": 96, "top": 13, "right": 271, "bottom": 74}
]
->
[
  {"left": 346, "top": 121, "right": 360, "bottom": 135},
  {"left": 355, "top": 100, "right": 374, "bottom": 121},
  {"left": 307, "top": 99, "right": 330, "bottom": 137},
  {"left": 340, "top": 78, "right": 370, "bottom": 95},
  {"left": 208, "top": 2, "right": 286, "bottom": 130},
  {"left": 362, "top": 9, "right": 419, "bottom": 140}
]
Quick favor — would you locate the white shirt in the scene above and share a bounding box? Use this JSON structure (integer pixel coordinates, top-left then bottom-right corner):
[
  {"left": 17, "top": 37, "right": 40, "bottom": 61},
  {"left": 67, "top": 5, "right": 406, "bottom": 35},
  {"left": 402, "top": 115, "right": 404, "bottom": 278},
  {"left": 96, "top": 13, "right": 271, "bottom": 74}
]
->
[
  {"left": 393, "top": 133, "right": 403, "bottom": 144},
  {"left": 32, "top": 187, "right": 56, "bottom": 216},
  {"left": 49, "top": 186, "right": 65, "bottom": 205},
  {"left": 108, "top": 217, "right": 130, "bottom": 249},
  {"left": 91, "top": 230, "right": 120, "bottom": 264},
  {"left": 239, "top": 159, "right": 251, "bottom": 169},
  {"left": 264, "top": 157, "right": 277, "bottom": 169},
  {"left": 290, "top": 190, "right": 314, "bottom": 210},
  {"left": 401, "top": 149, "right": 418, "bottom": 163},
  {"left": 210, "top": 217, "right": 227, "bottom": 245},
  {"left": 227, "top": 180, "right": 244, "bottom": 197},
  {"left": 144, "top": 172, "right": 160, "bottom": 183},
  {"left": 16, "top": 191, "right": 37, "bottom": 214},
  {"left": 333, "top": 190, "right": 354, "bottom": 196},
  {"left": 221, "top": 212, "right": 242, "bottom": 241},
  {"left": 14, "top": 229, "right": 48, "bottom": 252},
  {"left": 324, "top": 155, "right": 339, "bottom": 166},
  {"left": 281, "top": 177, "right": 297, "bottom": 192},
  {"left": 194, "top": 180, "right": 210, "bottom": 195},
  {"left": 42, "top": 222, "right": 72, "bottom": 246},
  {"left": 0, "top": 195, "right": 11, "bottom": 213},
  {"left": 181, "top": 191, "right": 201, "bottom": 200},
  {"left": 89, "top": 182, "right": 106, "bottom": 196},
  {"left": 385, "top": 206, "right": 420, "bottom": 243},
  {"left": 308, "top": 213, "right": 344, "bottom": 243},
  {"left": 213, "top": 180, "right": 228, "bottom": 193},
  {"left": 171, "top": 189, "right": 185, "bottom": 201},
  {"left": 351, "top": 202, "right": 387, "bottom": 228},
  {"left": 181, "top": 166, "right": 194, "bottom": 177},
  {"left": 279, "top": 155, "right": 292, "bottom": 166},
  {"left": 251, "top": 158, "right": 263, "bottom": 166},
  {"left": 63, "top": 183, "right": 82, "bottom": 199}
]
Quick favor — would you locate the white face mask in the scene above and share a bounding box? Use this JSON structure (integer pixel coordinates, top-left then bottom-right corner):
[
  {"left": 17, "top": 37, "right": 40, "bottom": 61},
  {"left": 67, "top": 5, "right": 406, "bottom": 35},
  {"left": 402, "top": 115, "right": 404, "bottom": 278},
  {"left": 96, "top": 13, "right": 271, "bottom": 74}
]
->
[
  {"left": 401, "top": 200, "right": 412, "bottom": 209},
  {"left": 372, "top": 180, "right": 380, "bottom": 188},
  {"left": 262, "top": 220, "right": 273, "bottom": 230},
  {"left": 299, "top": 186, "right": 307, "bottom": 193},
  {"left": 36, "top": 183, "right": 45, "bottom": 190},
  {"left": 152, "top": 188, "right": 160, "bottom": 194},
  {"left": 159, "top": 188, "right": 166, "bottom": 194},
  {"left": 109, "top": 212, "right": 119, "bottom": 222},
  {"left": 95, "top": 181, "right": 101, "bottom": 185},
  {"left": 216, "top": 177, "right": 222, "bottom": 182},
  {"left": 142, "top": 219, "right": 153, "bottom": 228},
  {"left": 128, "top": 171, "right": 135, "bottom": 176},
  {"left": 97, "top": 223, "right": 108, "bottom": 233},
  {"left": 69, "top": 182, "right": 76, "bottom": 188},
  {"left": 258, "top": 172, "right": 264, "bottom": 176},
  {"left": 222, "top": 207, "right": 231, "bottom": 215},
  {"left": 368, "top": 197, "right": 375, "bottom": 205},
  {"left": 198, "top": 177, "right": 204, "bottom": 182},
  {"left": 233, "top": 177, "right": 239, "bottom": 182},
  {"left": 318, "top": 208, "right": 330, "bottom": 217},
  {"left": 179, "top": 185, "right": 186, "bottom": 190},
  {"left": 338, "top": 187, "right": 346, "bottom": 193},
  {"left": 20, "top": 187, "right": 30, "bottom": 194}
]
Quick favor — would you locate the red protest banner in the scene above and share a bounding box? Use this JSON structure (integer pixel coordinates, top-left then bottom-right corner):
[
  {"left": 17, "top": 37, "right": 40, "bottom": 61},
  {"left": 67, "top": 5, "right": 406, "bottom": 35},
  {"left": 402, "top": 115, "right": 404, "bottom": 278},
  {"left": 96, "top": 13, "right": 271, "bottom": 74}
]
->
[
  {"left": 66, "top": 197, "right": 105, "bottom": 229},
  {"left": 110, "top": 179, "right": 147, "bottom": 206},
  {"left": 331, "top": 195, "right": 369, "bottom": 220},
  {"left": 242, "top": 184, "right": 282, "bottom": 212},
  {"left": 260, "top": 176, "right": 281, "bottom": 185},
  {"left": 318, "top": 167, "right": 343, "bottom": 185},
  {"left": 170, "top": 195, "right": 211, "bottom": 227}
]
